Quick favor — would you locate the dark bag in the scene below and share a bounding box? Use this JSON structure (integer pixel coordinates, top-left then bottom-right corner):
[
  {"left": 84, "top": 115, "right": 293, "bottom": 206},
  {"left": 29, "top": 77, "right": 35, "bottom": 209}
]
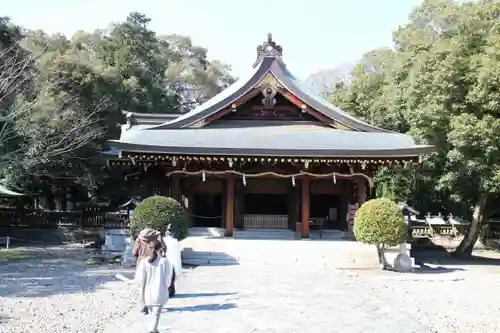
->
[{"left": 168, "top": 269, "right": 176, "bottom": 297}]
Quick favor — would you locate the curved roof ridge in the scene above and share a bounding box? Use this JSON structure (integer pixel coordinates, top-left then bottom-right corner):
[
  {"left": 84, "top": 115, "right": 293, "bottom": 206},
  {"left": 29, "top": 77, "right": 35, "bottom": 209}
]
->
[
  {"left": 148, "top": 57, "right": 274, "bottom": 130},
  {"left": 144, "top": 34, "right": 394, "bottom": 132},
  {"left": 270, "top": 61, "right": 393, "bottom": 133}
]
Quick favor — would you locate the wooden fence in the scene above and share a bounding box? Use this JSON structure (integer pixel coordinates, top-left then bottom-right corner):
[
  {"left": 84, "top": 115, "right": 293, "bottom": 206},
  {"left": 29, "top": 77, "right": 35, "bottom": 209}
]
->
[
  {"left": 410, "top": 221, "right": 500, "bottom": 239},
  {"left": 0, "top": 207, "right": 121, "bottom": 229},
  {"left": 1, "top": 206, "right": 500, "bottom": 240}
]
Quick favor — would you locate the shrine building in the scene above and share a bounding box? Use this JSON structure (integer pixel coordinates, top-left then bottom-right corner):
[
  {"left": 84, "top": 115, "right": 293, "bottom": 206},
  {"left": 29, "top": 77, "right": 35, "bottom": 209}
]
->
[{"left": 108, "top": 34, "right": 433, "bottom": 238}]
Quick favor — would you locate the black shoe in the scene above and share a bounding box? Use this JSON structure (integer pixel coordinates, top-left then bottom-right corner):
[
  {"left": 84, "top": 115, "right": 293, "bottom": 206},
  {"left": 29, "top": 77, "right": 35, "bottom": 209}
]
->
[
  {"left": 169, "top": 286, "right": 176, "bottom": 298},
  {"left": 141, "top": 306, "right": 149, "bottom": 315}
]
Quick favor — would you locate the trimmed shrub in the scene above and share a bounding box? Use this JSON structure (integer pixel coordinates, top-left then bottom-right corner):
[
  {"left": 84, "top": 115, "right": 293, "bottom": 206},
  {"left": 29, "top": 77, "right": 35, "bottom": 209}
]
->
[
  {"left": 130, "top": 196, "right": 191, "bottom": 240},
  {"left": 354, "top": 198, "right": 407, "bottom": 246}
]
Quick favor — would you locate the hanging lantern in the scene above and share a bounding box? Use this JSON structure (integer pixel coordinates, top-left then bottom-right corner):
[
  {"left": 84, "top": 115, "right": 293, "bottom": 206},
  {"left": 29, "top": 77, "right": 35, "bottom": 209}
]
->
[
  {"left": 242, "top": 174, "right": 247, "bottom": 186},
  {"left": 292, "top": 175, "right": 296, "bottom": 187},
  {"left": 228, "top": 159, "right": 233, "bottom": 168},
  {"left": 333, "top": 174, "right": 336, "bottom": 184},
  {"left": 202, "top": 171, "right": 206, "bottom": 182}
]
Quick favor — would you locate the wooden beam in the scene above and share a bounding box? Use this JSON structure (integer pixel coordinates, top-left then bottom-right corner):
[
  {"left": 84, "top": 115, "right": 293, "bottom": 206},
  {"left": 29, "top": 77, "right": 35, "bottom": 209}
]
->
[
  {"left": 301, "top": 178, "right": 310, "bottom": 238},
  {"left": 225, "top": 177, "right": 235, "bottom": 237},
  {"left": 278, "top": 87, "right": 337, "bottom": 127},
  {"left": 203, "top": 88, "right": 261, "bottom": 125}
]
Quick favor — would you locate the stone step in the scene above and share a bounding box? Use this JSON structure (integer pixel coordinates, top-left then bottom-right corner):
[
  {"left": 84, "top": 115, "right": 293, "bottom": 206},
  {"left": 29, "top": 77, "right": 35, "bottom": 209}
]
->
[
  {"left": 182, "top": 255, "right": 378, "bottom": 268},
  {"left": 188, "top": 227, "right": 224, "bottom": 238},
  {"left": 310, "top": 230, "right": 346, "bottom": 240},
  {"left": 181, "top": 251, "right": 235, "bottom": 260},
  {"left": 233, "top": 229, "right": 296, "bottom": 240},
  {"left": 180, "top": 237, "right": 381, "bottom": 269},
  {"left": 182, "top": 257, "right": 239, "bottom": 266},
  {"left": 182, "top": 251, "right": 378, "bottom": 267}
]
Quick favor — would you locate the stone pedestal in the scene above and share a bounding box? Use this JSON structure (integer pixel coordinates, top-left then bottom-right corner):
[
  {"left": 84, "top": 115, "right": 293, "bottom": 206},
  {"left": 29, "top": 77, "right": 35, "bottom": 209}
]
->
[{"left": 384, "top": 242, "right": 415, "bottom": 272}]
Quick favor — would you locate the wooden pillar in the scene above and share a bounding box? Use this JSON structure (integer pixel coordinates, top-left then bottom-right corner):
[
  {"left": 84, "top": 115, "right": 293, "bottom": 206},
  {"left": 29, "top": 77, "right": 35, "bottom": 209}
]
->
[
  {"left": 221, "top": 179, "right": 226, "bottom": 228},
  {"left": 338, "top": 179, "right": 349, "bottom": 231},
  {"left": 347, "top": 177, "right": 368, "bottom": 239},
  {"left": 301, "top": 178, "right": 310, "bottom": 238},
  {"left": 170, "top": 175, "right": 181, "bottom": 202},
  {"left": 288, "top": 183, "right": 299, "bottom": 230},
  {"left": 234, "top": 181, "right": 245, "bottom": 229},
  {"left": 225, "top": 177, "right": 235, "bottom": 237},
  {"left": 187, "top": 193, "right": 194, "bottom": 217},
  {"left": 357, "top": 177, "right": 367, "bottom": 206}
]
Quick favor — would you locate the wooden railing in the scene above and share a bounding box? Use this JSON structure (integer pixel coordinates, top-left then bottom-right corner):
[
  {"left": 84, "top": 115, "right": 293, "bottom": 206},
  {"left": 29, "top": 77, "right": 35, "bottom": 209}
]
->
[
  {"left": 243, "top": 214, "right": 288, "bottom": 229},
  {"left": 0, "top": 207, "right": 110, "bottom": 229},
  {"left": 410, "top": 221, "right": 500, "bottom": 239}
]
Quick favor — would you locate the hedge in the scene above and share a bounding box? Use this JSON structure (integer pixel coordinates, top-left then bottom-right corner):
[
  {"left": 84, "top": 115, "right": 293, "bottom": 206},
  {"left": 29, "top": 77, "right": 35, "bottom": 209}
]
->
[{"left": 130, "top": 196, "right": 191, "bottom": 240}]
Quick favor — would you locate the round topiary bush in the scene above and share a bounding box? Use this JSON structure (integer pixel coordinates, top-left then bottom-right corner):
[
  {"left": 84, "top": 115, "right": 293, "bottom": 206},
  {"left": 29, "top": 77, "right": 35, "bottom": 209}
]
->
[
  {"left": 130, "top": 196, "right": 191, "bottom": 240},
  {"left": 354, "top": 198, "right": 407, "bottom": 247}
]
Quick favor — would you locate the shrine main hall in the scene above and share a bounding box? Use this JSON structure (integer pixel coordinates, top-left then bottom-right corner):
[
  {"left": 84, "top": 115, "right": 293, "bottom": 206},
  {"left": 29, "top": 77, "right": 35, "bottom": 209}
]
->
[{"left": 108, "top": 34, "right": 432, "bottom": 238}]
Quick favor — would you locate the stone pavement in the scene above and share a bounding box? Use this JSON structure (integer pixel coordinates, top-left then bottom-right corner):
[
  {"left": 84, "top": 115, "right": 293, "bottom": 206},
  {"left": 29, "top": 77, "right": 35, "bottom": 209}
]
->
[{"left": 103, "top": 262, "right": 433, "bottom": 333}]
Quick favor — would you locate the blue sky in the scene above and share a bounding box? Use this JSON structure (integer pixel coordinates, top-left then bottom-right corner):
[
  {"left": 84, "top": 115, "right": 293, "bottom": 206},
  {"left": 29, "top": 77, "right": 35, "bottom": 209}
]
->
[{"left": 1, "top": 0, "right": 423, "bottom": 78}]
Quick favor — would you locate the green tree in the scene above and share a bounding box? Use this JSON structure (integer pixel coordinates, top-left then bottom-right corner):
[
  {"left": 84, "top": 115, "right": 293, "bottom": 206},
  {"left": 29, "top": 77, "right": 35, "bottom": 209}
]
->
[
  {"left": 2, "top": 12, "right": 236, "bottom": 209},
  {"left": 354, "top": 198, "right": 408, "bottom": 269},
  {"left": 161, "top": 34, "right": 235, "bottom": 111},
  {"left": 332, "top": 0, "right": 500, "bottom": 257}
]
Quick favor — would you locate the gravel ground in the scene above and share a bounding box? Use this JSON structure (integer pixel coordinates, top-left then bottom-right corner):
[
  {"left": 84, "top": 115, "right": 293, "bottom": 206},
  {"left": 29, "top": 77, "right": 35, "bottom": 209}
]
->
[
  {"left": 348, "top": 254, "right": 500, "bottom": 333},
  {"left": 103, "top": 262, "right": 431, "bottom": 333},
  {"left": 1, "top": 244, "right": 500, "bottom": 333},
  {"left": 106, "top": 259, "right": 500, "bottom": 333},
  {"left": 0, "top": 245, "right": 138, "bottom": 333}
]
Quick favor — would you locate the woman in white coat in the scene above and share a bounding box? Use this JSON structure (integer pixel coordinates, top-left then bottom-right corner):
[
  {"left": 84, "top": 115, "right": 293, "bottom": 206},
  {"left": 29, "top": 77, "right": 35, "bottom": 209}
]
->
[{"left": 137, "top": 239, "right": 173, "bottom": 333}]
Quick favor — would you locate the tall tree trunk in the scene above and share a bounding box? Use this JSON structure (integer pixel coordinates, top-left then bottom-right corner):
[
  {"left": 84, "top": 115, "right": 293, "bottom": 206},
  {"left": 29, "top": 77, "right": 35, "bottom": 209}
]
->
[{"left": 453, "top": 193, "right": 490, "bottom": 258}]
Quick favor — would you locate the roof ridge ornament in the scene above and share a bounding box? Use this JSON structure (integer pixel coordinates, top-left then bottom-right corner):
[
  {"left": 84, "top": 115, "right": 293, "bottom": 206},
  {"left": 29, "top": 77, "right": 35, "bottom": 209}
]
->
[
  {"left": 253, "top": 33, "right": 283, "bottom": 68},
  {"left": 260, "top": 74, "right": 281, "bottom": 108}
]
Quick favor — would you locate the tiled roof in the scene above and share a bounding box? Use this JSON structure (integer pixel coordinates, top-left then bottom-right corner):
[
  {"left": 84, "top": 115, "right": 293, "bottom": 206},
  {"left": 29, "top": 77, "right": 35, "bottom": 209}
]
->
[{"left": 110, "top": 120, "right": 433, "bottom": 157}]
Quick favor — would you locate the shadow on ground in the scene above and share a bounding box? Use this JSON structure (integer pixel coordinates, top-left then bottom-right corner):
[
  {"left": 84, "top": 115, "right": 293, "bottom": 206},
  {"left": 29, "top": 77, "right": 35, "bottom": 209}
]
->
[
  {"left": 412, "top": 265, "right": 465, "bottom": 274},
  {"left": 174, "top": 292, "right": 238, "bottom": 299},
  {"left": 0, "top": 245, "right": 127, "bottom": 298},
  {"left": 413, "top": 249, "right": 500, "bottom": 267},
  {"left": 0, "top": 314, "right": 12, "bottom": 324},
  {"left": 167, "top": 302, "right": 237, "bottom": 312}
]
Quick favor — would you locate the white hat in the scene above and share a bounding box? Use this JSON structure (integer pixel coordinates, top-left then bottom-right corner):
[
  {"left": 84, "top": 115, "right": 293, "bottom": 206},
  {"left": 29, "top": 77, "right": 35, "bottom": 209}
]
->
[{"left": 139, "top": 228, "right": 160, "bottom": 237}]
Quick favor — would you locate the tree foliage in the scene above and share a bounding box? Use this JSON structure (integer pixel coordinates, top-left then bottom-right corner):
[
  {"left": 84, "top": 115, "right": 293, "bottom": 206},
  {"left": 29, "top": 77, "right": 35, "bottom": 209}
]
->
[
  {"left": 0, "top": 12, "right": 234, "bottom": 208},
  {"left": 332, "top": 0, "right": 500, "bottom": 256},
  {"left": 130, "top": 196, "right": 191, "bottom": 240},
  {"left": 354, "top": 198, "right": 408, "bottom": 247}
]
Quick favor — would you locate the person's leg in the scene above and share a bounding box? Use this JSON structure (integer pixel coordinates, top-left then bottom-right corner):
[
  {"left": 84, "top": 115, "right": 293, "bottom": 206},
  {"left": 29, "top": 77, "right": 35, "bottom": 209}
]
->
[{"left": 148, "top": 306, "right": 162, "bottom": 333}]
